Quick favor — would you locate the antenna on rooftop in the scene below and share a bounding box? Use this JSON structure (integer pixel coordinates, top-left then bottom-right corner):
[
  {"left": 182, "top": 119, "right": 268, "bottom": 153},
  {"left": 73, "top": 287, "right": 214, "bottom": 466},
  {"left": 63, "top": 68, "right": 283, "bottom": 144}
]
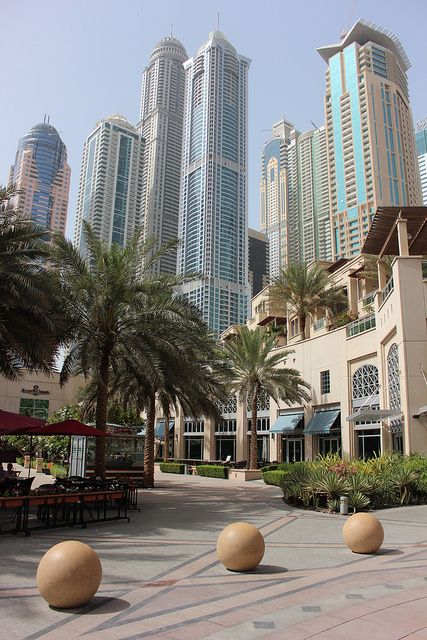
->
[
  {"left": 310, "top": 120, "right": 318, "bottom": 129},
  {"left": 217, "top": 11, "right": 220, "bottom": 30},
  {"left": 340, "top": 0, "right": 357, "bottom": 40},
  {"left": 170, "top": 23, "right": 173, "bottom": 37}
]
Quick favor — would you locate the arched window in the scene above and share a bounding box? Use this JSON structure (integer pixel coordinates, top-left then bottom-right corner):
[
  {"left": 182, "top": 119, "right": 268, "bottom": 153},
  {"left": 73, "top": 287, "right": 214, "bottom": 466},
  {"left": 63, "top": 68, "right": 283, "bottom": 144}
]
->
[
  {"left": 387, "top": 344, "right": 400, "bottom": 412},
  {"left": 352, "top": 364, "right": 381, "bottom": 459},
  {"left": 352, "top": 364, "right": 379, "bottom": 401},
  {"left": 387, "top": 343, "right": 403, "bottom": 452}
]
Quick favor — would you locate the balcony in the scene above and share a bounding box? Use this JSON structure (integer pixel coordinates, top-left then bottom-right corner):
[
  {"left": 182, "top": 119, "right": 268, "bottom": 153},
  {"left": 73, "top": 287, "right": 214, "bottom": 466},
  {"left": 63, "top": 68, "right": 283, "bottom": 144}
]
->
[
  {"left": 381, "top": 277, "right": 394, "bottom": 303},
  {"left": 347, "top": 314, "right": 376, "bottom": 338},
  {"left": 313, "top": 317, "right": 326, "bottom": 332}
]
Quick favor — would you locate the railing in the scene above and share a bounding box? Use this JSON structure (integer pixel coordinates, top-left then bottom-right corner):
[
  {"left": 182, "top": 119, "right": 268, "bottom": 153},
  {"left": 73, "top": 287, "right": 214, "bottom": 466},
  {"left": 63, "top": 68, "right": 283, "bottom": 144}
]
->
[
  {"left": 313, "top": 317, "right": 326, "bottom": 331},
  {"left": 362, "top": 290, "right": 377, "bottom": 306},
  {"left": 346, "top": 313, "right": 376, "bottom": 338},
  {"left": 381, "top": 276, "right": 394, "bottom": 303}
]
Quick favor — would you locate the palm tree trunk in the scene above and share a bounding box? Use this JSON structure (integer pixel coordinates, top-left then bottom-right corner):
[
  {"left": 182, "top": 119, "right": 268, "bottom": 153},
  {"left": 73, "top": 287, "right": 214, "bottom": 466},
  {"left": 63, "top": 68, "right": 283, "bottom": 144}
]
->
[
  {"left": 94, "top": 347, "right": 111, "bottom": 478},
  {"left": 300, "top": 314, "right": 307, "bottom": 340},
  {"left": 163, "top": 412, "right": 170, "bottom": 462},
  {"left": 144, "top": 390, "right": 156, "bottom": 488},
  {"left": 249, "top": 392, "right": 258, "bottom": 470}
]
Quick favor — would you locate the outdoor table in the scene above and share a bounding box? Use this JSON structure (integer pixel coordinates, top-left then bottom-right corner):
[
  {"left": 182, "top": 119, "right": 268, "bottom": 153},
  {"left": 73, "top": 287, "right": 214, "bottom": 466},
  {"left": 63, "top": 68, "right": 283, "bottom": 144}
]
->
[{"left": 0, "top": 488, "right": 130, "bottom": 536}]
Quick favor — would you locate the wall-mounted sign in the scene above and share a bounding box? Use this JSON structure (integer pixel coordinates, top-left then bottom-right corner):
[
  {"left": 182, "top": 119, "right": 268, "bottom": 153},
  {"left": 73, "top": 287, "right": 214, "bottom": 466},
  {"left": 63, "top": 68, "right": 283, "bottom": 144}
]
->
[{"left": 21, "top": 384, "right": 50, "bottom": 396}]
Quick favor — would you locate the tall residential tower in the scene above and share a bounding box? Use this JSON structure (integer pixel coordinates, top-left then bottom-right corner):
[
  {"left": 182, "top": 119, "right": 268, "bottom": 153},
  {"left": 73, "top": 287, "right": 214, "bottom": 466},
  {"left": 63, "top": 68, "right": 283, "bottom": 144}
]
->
[
  {"left": 8, "top": 121, "right": 70, "bottom": 233},
  {"left": 138, "top": 36, "right": 187, "bottom": 274},
  {"left": 260, "top": 119, "right": 331, "bottom": 277},
  {"left": 73, "top": 115, "right": 144, "bottom": 256},
  {"left": 318, "top": 19, "right": 422, "bottom": 259},
  {"left": 178, "top": 31, "right": 250, "bottom": 336},
  {"left": 415, "top": 118, "right": 427, "bottom": 205}
]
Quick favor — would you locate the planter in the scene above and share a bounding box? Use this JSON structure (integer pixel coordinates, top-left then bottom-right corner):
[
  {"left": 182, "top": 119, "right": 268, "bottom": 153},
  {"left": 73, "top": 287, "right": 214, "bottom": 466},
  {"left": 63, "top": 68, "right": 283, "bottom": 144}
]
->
[{"left": 227, "top": 469, "right": 262, "bottom": 482}]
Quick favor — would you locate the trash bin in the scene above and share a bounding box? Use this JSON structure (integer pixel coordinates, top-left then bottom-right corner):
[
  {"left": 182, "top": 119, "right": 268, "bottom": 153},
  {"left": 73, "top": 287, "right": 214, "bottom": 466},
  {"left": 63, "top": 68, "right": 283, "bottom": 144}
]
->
[{"left": 340, "top": 495, "right": 349, "bottom": 515}]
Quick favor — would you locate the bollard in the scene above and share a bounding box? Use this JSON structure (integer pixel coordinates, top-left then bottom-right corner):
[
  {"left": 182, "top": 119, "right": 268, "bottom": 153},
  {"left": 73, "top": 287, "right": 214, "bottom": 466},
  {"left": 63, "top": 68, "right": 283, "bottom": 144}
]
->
[{"left": 340, "top": 495, "right": 349, "bottom": 515}]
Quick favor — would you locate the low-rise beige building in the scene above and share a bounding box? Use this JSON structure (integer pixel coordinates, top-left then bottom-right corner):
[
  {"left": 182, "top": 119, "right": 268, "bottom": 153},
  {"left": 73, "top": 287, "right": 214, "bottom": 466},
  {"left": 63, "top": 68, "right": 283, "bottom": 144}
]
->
[
  {"left": 0, "top": 371, "right": 84, "bottom": 419},
  {"left": 165, "top": 207, "right": 427, "bottom": 463}
]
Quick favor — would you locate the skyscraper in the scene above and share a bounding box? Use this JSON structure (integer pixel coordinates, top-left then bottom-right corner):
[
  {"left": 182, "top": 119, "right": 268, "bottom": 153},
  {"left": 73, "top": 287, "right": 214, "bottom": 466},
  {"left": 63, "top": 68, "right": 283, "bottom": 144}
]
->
[
  {"left": 8, "top": 120, "right": 70, "bottom": 233},
  {"left": 178, "top": 31, "right": 250, "bottom": 336},
  {"left": 318, "top": 19, "right": 422, "bottom": 259},
  {"left": 297, "top": 125, "right": 331, "bottom": 263},
  {"left": 260, "top": 118, "right": 299, "bottom": 278},
  {"left": 138, "top": 36, "right": 187, "bottom": 274},
  {"left": 260, "top": 119, "right": 331, "bottom": 277},
  {"left": 74, "top": 115, "right": 144, "bottom": 256},
  {"left": 415, "top": 118, "right": 427, "bottom": 205},
  {"left": 248, "top": 228, "right": 269, "bottom": 297}
]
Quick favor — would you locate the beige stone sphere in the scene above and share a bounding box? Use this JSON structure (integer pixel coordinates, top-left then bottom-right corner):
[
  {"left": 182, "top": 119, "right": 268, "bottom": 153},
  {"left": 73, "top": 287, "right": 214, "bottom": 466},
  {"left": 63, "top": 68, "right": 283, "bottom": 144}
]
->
[
  {"left": 217, "top": 522, "right": 265, "bottom": 571},
  {"left": 343, "top": 512, "right": 384, "bottom": 554},
  {"left": 37, "top": 540, "right": 102, "bottom": 608}
]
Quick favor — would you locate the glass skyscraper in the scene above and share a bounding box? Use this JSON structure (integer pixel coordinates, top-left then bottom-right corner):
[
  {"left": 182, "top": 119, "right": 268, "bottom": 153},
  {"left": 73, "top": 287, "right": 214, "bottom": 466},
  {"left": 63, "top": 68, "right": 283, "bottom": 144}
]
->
[
  {"left": 260, "top": 119, "right": 331, "bottom": 277},
  {"left": 415, "top": 118, "right": 427, "bottom": 205},
  {"left": 74, "top": 115, "right": 144, "bottom": 256},
  {"left": 138, "top": 36, "right": 187, "bottom": 275},
  {"left": 318, "top": 19, "right": 422, "bottom": 259},
  {"left": 9, "top": 121, "right": 71, "bottom": 233},
  {"left": 178, "top": 31, "right": 250, "bottom": 336}
]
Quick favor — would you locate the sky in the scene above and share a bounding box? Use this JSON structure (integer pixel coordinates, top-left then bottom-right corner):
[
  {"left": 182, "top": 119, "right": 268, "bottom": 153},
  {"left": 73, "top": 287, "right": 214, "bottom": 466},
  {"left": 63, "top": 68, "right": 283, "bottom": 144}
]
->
[{"left": 1, "top": 0, "right": 427, "bottom": 239}]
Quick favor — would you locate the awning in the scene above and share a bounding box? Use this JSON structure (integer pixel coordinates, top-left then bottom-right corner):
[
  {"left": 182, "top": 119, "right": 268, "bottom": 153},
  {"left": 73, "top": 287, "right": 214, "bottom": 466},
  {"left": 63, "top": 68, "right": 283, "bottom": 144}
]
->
[
  {"left": 155, "top": 420, "right": 175, "bottom": 439},
  {"left": 304, "top": 409, "right": 340, "bottom": 434},
  {"left": 270, "top": 413, "right": 304, "bottom": 433},
  {"left": 346, "top": 409, "right": 402, "bottom": 422}
]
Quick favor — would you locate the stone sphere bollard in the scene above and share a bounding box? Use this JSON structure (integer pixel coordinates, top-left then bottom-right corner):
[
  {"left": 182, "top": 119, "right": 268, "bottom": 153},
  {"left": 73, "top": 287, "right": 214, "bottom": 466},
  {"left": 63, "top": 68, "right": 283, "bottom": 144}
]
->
[
  {"left": 37, "top": 540, "right": 102, "bottom": 608},
  {"left": 343, "top": 512, "right": 384, "bottom": 554},
  {"left": 217, "top": 522, "right": 265, "bottom": 571}
]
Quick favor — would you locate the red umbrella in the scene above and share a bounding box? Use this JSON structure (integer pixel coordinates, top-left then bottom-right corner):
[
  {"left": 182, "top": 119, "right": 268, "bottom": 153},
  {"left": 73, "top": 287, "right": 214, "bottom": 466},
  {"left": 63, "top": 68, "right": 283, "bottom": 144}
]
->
[
  {"left": 0, "top": 409, "right": 45, "bottom": 435},
  {"left": 23, "top": 419, "right": 108, "bottom": 437}
]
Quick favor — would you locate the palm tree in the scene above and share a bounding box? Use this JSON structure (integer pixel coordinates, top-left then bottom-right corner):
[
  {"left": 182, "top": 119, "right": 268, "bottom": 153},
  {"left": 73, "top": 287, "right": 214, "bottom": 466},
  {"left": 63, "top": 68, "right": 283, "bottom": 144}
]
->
[
  {"left": 51, "top": 221, "right": 207, "bottom": 478},
  {"left": 0, "top": 185, "right": 65, "bottom": 379},
  {"left": 361, "top": 254, "right": 393, "bottom": 286},
  {"left": 105, "top": 316, "right": 226, "bottom": 487},
  {"left": 222, "top": 326, "right": 310, "bottom": 470},
  {"left": 271, "top": 262, "right": 346, "bottom": 340}
]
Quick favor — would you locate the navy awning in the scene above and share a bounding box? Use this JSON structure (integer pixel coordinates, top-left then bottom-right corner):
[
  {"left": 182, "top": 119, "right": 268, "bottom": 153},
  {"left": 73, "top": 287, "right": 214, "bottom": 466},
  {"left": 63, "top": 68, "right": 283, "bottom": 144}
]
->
[
  {"left": 155, "top": 420, "right": 175, "bottom": 439},
  {"left": 270, "top": 413, "right": 304, "bottom": 433},
  {"left": 304, "top": 409, "right": 340, "bottom": 434}
]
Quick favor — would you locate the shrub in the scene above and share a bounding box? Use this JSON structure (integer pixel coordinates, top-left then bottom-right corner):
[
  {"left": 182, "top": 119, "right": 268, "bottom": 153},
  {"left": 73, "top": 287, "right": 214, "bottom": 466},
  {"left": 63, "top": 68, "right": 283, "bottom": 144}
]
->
[
  {"left": 263, "top": 470, "right": 288, "bottom": 486},
  {"left": 261, "top": 464, "right": 278, "bottom": 473},
  {"left": 159, "top": 462, "right": 185, "bottom": 474},
  {"left": 196, "top": 465, "right": 228, "bottom": 479}
]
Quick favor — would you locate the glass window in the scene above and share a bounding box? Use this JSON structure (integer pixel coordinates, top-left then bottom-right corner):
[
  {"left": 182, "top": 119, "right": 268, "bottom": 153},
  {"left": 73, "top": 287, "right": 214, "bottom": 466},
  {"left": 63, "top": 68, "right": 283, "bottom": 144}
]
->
[
  {"left": 320, "top": 370, "right": 331, "bottom": 394},
  {"left": 19, "top": 398, "right": 49, "bottom": 419}
]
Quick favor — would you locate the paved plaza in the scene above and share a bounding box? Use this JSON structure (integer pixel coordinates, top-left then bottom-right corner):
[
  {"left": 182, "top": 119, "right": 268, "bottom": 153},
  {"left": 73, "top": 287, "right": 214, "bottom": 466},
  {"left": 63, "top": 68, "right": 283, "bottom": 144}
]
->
[{"left": 1, "top": 468, "right": 427, "bottom": 639}]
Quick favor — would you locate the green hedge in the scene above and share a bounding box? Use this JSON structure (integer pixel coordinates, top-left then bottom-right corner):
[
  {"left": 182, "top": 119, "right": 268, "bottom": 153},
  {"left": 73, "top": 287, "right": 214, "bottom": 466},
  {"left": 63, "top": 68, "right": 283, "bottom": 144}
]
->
[
  {"left": 159, "top": 462, "right": 185, "bottom": 474},
  {"left": 196, "top": 465, "right": 228, "bottom": 479},
  {"left": 263, "top": 470, "right": 288, "bottom": 486}
]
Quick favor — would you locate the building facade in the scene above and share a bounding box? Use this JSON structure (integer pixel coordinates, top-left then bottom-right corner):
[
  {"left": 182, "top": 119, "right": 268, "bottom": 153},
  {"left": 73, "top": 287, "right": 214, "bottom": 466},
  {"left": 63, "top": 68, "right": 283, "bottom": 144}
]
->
[
  {"left": 260, "top": 119, "right": 298, "bottom": 278},
  {"left": 248, "top": 228, "right": 269, "bottom": 298},
  {"left": 8, "top": 121, "right": 71, "bottom": 233},
  {"left": 162, "top": 208, "right": 427, "bottom": 464},
  {"left": 73, "top": 115, "right": 144, "bottom": 255},
  {"left": 415, "top": 118, "right": 427, "bottom": 205},
  {"left": 177, "top": 31, "right": 251, "bottom": 336},
  {"left": 298, "top": 126, "right": 332, "bottom": 264},
  {"left": 318, "top": 19, "right": 422, "bottom": 260},
  {"left": 260, "top": 119, "right": 331, "bottom": 276},
  {"left": 138, "top": 36, "right": 187, "bottom": 275}
]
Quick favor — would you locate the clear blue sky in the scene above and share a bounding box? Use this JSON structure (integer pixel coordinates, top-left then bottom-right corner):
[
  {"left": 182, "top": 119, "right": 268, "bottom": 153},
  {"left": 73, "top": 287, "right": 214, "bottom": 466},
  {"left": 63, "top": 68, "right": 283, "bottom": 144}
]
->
[{"left": 1, "top": 0, "right": 426, "bottom": 238}]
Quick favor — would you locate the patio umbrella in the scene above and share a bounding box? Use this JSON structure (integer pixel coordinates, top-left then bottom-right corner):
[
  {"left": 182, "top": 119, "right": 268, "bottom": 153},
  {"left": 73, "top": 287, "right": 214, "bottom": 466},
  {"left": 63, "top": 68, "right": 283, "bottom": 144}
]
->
[
  {"left": 0, "top": 409, "right": 45, "bottom": 435},
  {"left": 34, "top": 419, "right": 108, "bottom": 437}
]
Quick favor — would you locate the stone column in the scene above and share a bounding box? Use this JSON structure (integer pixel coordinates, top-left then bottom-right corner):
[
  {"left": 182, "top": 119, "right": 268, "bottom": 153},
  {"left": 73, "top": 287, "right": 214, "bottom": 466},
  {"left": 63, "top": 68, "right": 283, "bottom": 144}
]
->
[
  {"left": 397, "top": 217, "right": 409, "bottom": 256},
  {"left": 203, "top": 417, "right": 216, "bottom": 461},
  {"left": 347, "top": 275, "right": 358, "bottom": 317}
]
